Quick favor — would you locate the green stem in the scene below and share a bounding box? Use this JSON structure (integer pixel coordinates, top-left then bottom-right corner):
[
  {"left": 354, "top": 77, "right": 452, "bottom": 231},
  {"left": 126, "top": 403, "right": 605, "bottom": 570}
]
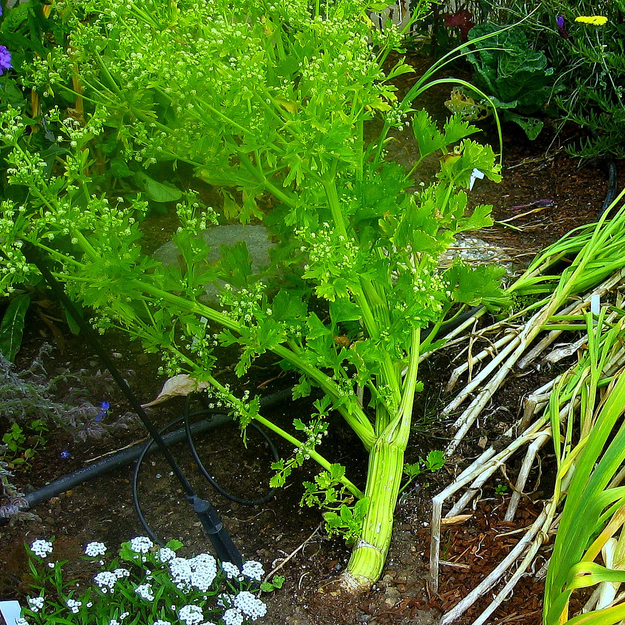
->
[{"left": 344, "top": 328, "right": 420, "bottom": 588}]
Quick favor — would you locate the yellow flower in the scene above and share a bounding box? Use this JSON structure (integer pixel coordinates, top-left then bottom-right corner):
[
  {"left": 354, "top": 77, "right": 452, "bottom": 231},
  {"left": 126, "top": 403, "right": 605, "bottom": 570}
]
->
[{"left": 575, "top": 15, "right": 608, "bottom": 25}]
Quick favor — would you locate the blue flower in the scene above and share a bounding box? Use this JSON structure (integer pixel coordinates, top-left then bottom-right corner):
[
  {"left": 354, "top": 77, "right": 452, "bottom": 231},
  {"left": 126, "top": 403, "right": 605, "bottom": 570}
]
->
[
  {"left": 96, "top": 401, "right": 110, "bottom": 421},
  {"left": 0, "top": 45, "right": 11, "bottom": 75},
  {"left": 60, "top": 450, "right": 71, "bottom": 459}
]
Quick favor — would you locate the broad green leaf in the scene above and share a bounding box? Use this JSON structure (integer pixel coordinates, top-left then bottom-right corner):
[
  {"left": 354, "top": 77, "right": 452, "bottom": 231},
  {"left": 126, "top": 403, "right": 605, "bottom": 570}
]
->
[
  {"left": 133, "top": 172, "right": 182, "bottom": 203},
  {"left": 0, "top": 293, "right": 30, "bottom": 361}
]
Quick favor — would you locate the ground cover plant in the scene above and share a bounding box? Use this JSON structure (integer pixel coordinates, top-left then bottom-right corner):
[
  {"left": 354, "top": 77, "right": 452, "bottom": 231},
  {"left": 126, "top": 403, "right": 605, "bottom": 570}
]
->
[
  {"left": 0, "top": 0, "right": 507, "bottom": 593},
  {"left": 20, "top": 536, "right": 269, "bottom": 625}
]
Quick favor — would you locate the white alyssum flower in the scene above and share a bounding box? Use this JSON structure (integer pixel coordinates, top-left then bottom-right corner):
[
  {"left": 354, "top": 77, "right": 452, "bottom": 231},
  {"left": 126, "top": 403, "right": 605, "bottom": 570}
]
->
[
  {"left": 134, "top": 583, "right": 155, "bottom": 601},
  {"left": 113, "top": 568, "right": 130, "bottom": 579},
  {"left": 15, "top": 619, "right": 29, "bottom": 625},
  {"left": 94, "top": 571, "right": 118, "bottom": 592},
  {"left": 189, "top": 553, "right": 217, "bottom": 592},
  {"left": 27, "top": 596, "right": 44, "bottom": 613},
  {"left": 157, "top": 546, "right": 176, "bottom": 562},
  {"left": 222, "top": 607, "right": 244, "bottom": 625},
  {"left": 178, "top": 604, "right": 203, "bottom": 625},
  {"left": 66, "top": 598, "right": 82, "bottom": 614},
  {"left": 129, "top": 536, "right": 153, "bottom": 553},
  {"left": 119, "top": 612, "right": 129, "bottom": 620},
  {"left": 151, "top": 621, "right": 171, "bottom": 625},
  {"left": 169, "top": 557, "right": 193, "bottom": 590},
  {"left": 30, "top": 539, "right": 53, "bottom": 558},
  {"left": 221, "top": 561, "right": 241, "bottom": 579},
  {"left": 241, "top": 560, "right": 264, "bottom": 582},
  {"left": 234, "top": 591, "right": 267, "bottom": 620},
  {"left": 85, "top": 542, "right": 107, "bottom": 557}
]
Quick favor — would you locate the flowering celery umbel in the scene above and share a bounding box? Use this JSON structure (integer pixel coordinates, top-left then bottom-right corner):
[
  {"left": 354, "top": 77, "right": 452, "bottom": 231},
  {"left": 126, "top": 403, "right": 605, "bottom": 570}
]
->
[
  {"left": 1, "top": 0, "right": 505, "bottom": 589},
  {"left": 20, "top": 537, "right": 269, "bottom": 625}
]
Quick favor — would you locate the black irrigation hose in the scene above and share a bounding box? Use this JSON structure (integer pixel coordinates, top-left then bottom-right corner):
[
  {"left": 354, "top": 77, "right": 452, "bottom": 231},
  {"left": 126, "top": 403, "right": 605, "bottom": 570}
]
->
[
  {"left": 0, "top": 413, "right": 231, "bottom": 519},
  {"left": 0, "top": 389, "right": 290, "bottom": 522},
  {"left": 132, "top": 403, "right": 280, "bottom": 547},
  {"left": 600, "top": 160, "right": 619, "bottom": 216}
]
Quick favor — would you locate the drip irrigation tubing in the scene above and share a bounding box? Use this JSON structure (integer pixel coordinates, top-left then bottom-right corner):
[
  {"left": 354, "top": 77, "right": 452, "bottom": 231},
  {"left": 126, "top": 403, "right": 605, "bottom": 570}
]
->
[
  {"left": 0, "top": 390, "right": 288, "bottom": 522},
  {"left": 132, "top": 398, "right": 281, "bottom": 546},
  {"left": 600, "top": 160, "right": 619, "bottom": 216}
]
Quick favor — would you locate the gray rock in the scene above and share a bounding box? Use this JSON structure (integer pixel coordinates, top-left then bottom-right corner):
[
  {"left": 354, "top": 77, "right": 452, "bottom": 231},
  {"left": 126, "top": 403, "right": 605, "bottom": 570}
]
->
[{"left": 153, "top": 225, "right": 275, "bottom": 305}]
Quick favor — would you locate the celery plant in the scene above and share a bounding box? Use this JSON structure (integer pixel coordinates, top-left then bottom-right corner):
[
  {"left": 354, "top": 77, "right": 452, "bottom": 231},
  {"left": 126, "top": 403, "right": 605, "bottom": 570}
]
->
[{"left": 0, "top": 0, "right": 505, "bottom": 588}]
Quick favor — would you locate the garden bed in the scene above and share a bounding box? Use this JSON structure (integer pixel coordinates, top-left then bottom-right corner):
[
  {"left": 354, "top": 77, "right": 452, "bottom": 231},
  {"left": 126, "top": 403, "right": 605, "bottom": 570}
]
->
[{"left": 1, "top": 109, "right": 621, "bottom": 625}]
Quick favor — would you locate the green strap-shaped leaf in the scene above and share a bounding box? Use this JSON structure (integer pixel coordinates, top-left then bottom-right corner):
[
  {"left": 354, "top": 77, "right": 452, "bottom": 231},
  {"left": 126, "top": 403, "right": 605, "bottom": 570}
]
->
[{"left": 0, "top": 293, "right": 31, "bottom": 361}]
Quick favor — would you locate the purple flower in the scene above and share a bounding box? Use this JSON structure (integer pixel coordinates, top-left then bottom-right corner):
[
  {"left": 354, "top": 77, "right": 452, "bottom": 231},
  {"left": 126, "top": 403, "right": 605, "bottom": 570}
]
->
[
  {"left": 60, "top": 450, "right": 71, "bottom": 459},
  {"left": 0, "top": 45, "right": 11, "bottom": 75},
  {"left": 556, "top": 15, "right": 569, "bottom": 39}
]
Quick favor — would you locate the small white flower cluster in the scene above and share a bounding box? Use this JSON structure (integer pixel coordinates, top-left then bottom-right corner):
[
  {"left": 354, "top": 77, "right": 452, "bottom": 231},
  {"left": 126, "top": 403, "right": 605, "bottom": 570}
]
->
[
  {"left": 134, "top": 583, "right": 155, "bottom": 601},
  {"left": 221, "top": 561, "right": 241, "bottom": 580},
  {"left": 27, "top": 596, "right": 44, "bottom": 613},
  {"left": 178, "top": 604, "right": 203, "bottom": 625},
  {"left": 169, "top": 552, "right": 217, "bottom": 592},
  {"left": 241, "top": 560, "right": 264, "bottom": 582},
  {"left": 157, "top": 546, "right": 177, "bottom": 563},
  {"left": 234, "top": 590, "right": 267, "bottom": 620},
  {"left": 30, "top": 540, "right": 53, "bottom": 558},
  {"left": 129, "top": 536, "right": 154, "bottom": 554},
  {"left": 66, "top": 598, "right": 82, "bottom": 614},
  {"left": 219, "top": 589, "right": 267, "bottom": 623},
  {"left": 85, "top": 541, "right": 107, "bottom": 557},
  {"left": 94, "top": 571, "right": 118, "bottom": 593}
]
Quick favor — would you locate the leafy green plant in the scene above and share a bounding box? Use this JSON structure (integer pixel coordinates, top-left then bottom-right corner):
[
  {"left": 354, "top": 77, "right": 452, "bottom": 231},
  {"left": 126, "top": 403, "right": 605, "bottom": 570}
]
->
[
  {"left": 0, "top": 292, "right": 30, "bottom": 361},
  {"left": 475, "top": 2, "right": 625, "bottom": 159},
  {"left": 465, "top": 21, "right": 558, "bottom": 139},
  {"left": 0, "top": 0, "right": 507, "bottom": 591},
  {"left": 494, "top": 483, "right": 507, "bottom": 496},
  {"left": 21, "top": 536, "right": 270, "bottom": 625},
  {"left": 1, "top": 418, "right": 48, "bottom": 469},
  {"left": 400, "top": 449, "right": 445, "bottom": 494}
]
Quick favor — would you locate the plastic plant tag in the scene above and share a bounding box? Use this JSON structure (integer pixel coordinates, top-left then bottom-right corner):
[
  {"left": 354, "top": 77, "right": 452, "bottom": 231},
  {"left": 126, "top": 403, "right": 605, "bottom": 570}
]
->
[
  {"left": 0, "top": 600, "right": 22, "bottom": 625},
  {"left": 591, "top": 293, "right": 600, "bottom": 316},
  {"left": 469, "top": 168, "right": 484, "bottom": 190}
]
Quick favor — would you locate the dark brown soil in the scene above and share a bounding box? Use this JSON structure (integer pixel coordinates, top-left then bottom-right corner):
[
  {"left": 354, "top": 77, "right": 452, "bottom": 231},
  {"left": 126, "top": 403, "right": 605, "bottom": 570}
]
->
[{"left": 1, "top": 61, "right": 623, "bottom": 625}]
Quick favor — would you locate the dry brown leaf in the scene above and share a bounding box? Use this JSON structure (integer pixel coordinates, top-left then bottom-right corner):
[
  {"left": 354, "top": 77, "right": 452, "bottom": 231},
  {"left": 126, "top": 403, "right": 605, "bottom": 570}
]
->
[{"left": 141, "top": 374, "right": 209, "bottom": 408}]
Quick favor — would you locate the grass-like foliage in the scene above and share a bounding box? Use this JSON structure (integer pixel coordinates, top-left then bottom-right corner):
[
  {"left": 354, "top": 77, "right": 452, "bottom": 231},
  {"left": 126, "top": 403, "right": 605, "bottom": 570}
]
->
[{"left": 0, "top": 0, "right": 506, "bottom": 589}]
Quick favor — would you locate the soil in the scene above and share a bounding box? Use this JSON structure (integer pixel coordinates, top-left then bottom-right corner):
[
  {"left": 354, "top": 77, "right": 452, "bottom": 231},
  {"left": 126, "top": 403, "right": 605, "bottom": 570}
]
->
[{"left": 1, "top": 57, "right": 623, "bottom": 625}]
